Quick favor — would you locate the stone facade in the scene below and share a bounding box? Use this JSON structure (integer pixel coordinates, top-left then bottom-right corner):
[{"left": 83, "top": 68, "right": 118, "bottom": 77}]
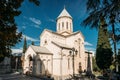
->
[{"left": 23, "top": 8, "right": 93, "bottom": 80}]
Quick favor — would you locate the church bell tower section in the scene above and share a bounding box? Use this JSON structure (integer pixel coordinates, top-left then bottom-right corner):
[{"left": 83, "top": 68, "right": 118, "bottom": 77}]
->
[{"left": 56, "top": 8, "right": 73, "bottom": 36}]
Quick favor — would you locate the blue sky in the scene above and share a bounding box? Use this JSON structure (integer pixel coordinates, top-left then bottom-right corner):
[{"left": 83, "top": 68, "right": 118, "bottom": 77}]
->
[{"left": 12, "top": 0, "right": 99, "bottom": 53}]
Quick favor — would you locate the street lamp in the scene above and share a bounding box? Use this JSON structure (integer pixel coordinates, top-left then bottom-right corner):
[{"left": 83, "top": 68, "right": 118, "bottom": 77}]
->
[{"left": 69, "top": 47, "right": 78, "bottom": 78}]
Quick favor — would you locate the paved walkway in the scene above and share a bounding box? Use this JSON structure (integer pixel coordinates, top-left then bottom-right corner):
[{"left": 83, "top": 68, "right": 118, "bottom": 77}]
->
[{"left": 0, "top": 72, "right": 41, "bottom": 80}]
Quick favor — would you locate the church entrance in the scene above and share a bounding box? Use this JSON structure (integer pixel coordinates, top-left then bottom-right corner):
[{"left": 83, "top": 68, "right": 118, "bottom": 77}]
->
[{"left": 26, "top": 55, "right": 33, "bottom": 75}]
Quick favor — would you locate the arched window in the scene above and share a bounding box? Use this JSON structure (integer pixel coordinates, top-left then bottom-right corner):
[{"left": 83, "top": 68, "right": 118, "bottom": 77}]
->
[
  {"left": 44, "top": 40, "right": 47, "bottom": 44},
  {"left": 66, "top": 22, "right": 68, "bottom": 29},
  {"left": 28, "top": 55, "right": 33, "bottom": 73},
  {"left": 79, "top": 62, "right": 82, "bottom": 73},
  {"left": 62, "top": 22, "right": 64, "bottom": 29},
  {"left": 29, "top": 56, "right": 33, "bottom": 61}
]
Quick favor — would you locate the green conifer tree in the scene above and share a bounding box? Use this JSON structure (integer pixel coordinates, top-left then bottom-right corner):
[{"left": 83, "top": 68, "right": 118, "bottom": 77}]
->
[
  {"left": 96, "top": 16, "right": 113, "bottom": 70},
  {"left": 23, "top": 37, "right": 27, "bottom": 53},
  {"left": 0, "top": 0, "right": 39, "bottom": 62}
]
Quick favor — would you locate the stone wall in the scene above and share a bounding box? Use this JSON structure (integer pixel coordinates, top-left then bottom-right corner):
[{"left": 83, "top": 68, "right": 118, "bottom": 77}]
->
[{"left": 0, "top": 57, "right": 11, "bottom": 74}]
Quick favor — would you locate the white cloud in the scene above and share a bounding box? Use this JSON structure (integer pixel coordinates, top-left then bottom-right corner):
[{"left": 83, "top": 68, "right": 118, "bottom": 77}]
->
[
  {"left": 48, "top": 18, "right": 55, "bottom": 23},
  {"left": 29, "top": 17, "right": 41, "bottom": 25},
  {"left": 22, "top": 34, "right": 39, "bottom": 42},
  {"left": 11, "top": 48, "right": 22, "bottom": 53},
  {"left": 85, "top": 46, "right": 95, "bottom": 51},
  {"left": 85, "top": 47, "right": 96, "bottom": 56},
  {"left": 22, "top": 26, "right": 26, "bottom": 29},
  {"left": 23, "top": 16, "right": 41, "bottom": 28},
  {"left": 11, "top": 48, "right": 23, "bottom": 56},
  {"left": 84, "top": 41, "right": 96, "bottom": 55},
  {"left": 89, "top": 51, "right": 95, "bottom": 55},
  {"left": 34, "top": 25, "right": 41, "bottom": 28},
  {"left": 84, "top": 41, "right": 93, "bottom": 46}
]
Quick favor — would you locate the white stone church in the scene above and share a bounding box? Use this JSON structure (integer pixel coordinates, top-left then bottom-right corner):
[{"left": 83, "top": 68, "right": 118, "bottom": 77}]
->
[{"left": 23, "top": 8, "right": 92, "bottom": 80}]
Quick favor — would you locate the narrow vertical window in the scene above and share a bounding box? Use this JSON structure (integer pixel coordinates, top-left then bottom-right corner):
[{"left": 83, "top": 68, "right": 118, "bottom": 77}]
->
[
  {"left": 44, "top": 40, "right": 47, "bottom": 44},
  {"left": 66, "top": 22, "right": 68, "bottom": 29},
  {"left": 70, "top": 23, "right": 71, "bottom": 31},
  {"left": 68, "top": 58, "right": 70, "bottom": 69},
  {"left": 62, "top": 22, "right": 64, "bottom": 29},
  {"left": 79, "top": 62, "right": 82, "bottom": 73},
  {"left": 58, "top": 23, "right": 60, "bottom": 30}
]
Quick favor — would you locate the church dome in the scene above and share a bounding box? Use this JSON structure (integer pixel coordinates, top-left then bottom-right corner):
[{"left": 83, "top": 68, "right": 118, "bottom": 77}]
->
[{"left": 57, "top": 8, "right": 72, "bottom": 19}]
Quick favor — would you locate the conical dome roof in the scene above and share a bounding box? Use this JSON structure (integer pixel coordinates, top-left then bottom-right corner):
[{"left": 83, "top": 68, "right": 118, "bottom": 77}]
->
[{"left": 57, "top": 8, "right": 72, "bottom": 19}]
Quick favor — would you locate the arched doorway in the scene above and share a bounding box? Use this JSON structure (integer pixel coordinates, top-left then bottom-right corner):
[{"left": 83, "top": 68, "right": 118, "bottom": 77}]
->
[
  {"left": 25, "top": 55, "right": 33, "bottom": 75},
  {"left": 78, "top": 62, "right": 82, "bottom": 74},
  {"left": 29, "top": 55, "right": 33, "bottom": 73}
]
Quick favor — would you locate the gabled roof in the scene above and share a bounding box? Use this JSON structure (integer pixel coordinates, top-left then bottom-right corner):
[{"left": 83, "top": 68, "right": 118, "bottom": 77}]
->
[
  {"left": 30, "top": 45, "right": 52, "bottom": 55},
  {"left": 65, "top": 31, "right": 84, "bottom": 39},
  {"left": 40, "top": 29, "right": 84, "bottom": 39},
  {"left": 52, "top": 41, "right": 72, "bottom": 50},
  {"left": 57, "top": 8, "right": 72, "bottom": 19},
  {"left": 40, "top": 29, "right": 65, "bottom": 38}
]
